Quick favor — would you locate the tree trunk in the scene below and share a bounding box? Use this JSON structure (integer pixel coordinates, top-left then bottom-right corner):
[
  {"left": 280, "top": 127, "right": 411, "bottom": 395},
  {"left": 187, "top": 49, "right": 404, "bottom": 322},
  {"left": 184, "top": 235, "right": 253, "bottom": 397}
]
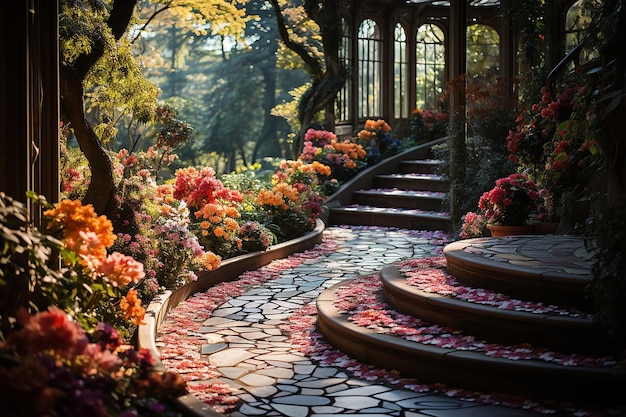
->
[
  {"left": 59, "top": 0, "right": 139, "bottom": 215},
  {"left": 60, "top": 64, "right": 115, "bottom": 215},
  {"left": 270, "top": 0, "right": 347, "bottom": 156}
]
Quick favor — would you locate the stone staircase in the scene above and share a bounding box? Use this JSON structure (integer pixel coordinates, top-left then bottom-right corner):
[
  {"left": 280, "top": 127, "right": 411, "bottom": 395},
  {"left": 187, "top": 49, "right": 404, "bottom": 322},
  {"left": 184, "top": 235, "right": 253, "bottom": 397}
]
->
[
  {"left": 318, "top": 149, "right": 625, "bottom": 407},
  {"left": 324, "top": 139, "right": 453, "bottom": 232},
  {"left": 316, "top": 235, "right": 626, "bottom": 407}
]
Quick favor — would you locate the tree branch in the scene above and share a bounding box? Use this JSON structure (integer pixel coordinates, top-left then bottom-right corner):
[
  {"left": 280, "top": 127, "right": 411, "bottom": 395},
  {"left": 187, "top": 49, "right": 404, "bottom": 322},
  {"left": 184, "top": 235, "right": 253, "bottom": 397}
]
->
[{"left": 269, "top": 0, "right": 324, "bottom": 78}]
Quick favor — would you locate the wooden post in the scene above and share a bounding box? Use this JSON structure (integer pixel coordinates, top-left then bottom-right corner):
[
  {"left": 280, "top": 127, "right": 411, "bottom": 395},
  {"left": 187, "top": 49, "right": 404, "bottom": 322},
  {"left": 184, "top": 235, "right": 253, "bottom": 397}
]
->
[
  {"left": 448, "top": 0, "right": 467, "bottom": 230},
  {"left": 0, "top": 0, "right": 59, "bottom": 225}
]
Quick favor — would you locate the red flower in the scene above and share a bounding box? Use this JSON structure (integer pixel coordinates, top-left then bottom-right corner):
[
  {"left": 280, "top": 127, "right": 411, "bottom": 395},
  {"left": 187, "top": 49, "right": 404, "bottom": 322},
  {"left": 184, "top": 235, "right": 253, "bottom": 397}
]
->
[{"left": 6, "top": 307, "right": 88, "bottom": 358}]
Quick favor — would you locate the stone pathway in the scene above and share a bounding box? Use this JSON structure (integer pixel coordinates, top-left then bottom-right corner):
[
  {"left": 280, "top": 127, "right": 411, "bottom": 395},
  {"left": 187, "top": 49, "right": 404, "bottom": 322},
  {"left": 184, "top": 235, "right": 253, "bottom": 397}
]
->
[{"left": 163, "top": 226, "right": 551, "bottom": 417}]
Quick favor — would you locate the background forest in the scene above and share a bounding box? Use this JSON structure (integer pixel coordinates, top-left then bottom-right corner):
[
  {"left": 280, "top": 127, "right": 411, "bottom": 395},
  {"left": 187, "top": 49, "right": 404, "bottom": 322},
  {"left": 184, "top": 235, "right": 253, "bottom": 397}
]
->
[{"left": 68, "top": 0, "right": 315, "bottom": 180}]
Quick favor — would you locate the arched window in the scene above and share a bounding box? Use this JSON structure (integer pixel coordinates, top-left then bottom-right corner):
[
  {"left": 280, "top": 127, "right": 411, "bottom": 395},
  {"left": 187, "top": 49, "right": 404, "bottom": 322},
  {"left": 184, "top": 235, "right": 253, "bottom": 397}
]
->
[
  {"left": 466, "top": 23, "right": 500, "bottom": 78},
  {"left": 336, "top": 18, "right": 351, "bottom": 123},
  {"left": 566, "top": 0, "right": 591, "bottom": 50},
  {"left": 565, "top": 0, "right": 599, "bottom": 65},
  {"left": 415, "top": 23, "right": 445, "bottom": 111},
  {"left": 394, "top": 23, "right": 408, "bottom": 119},
  {"left": 357, "top": 19, "right": 382, "bottom": 118}
]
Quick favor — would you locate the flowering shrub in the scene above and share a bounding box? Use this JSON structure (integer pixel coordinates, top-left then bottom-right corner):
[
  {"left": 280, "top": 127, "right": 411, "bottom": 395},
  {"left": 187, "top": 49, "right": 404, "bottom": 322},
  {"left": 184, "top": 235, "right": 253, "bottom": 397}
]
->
[
  {"left": 0, "top": 193, "right": 188, "bottom": 416},
  {"left": 255, "top": 163, "right": 326, "bottom": 240},
  {"left": 42, "top": 198, "right": 147, "bottom": 331},
  {"left": 170, "top": 166, "right": 278, "bottom": 258},
  {"left": 507, "top": 77, "right": 601, "bottom": 216},
  {"left": 299, "top": 128, "right": 366, "bottom": 184},
  {"left": 356, "top": 119, "right": 401, "bottom": 162},
  {"left": 238, "top": 220, "right": 276, "bottom": 253},
  {"left": 459, "top": 211, "right": 488, "bottom": 239},
  {"left": 477, "top": 173, "right": 547, "bottom": 226},
  {"left": 409, "top": 108, "right": 448, "bottom": 143},
  {"left": 0, "top": 308, "right": 187, "bottom": 417},
  {"left": 108, "top": 156, "right": 220, "bottom": 298},
  {"left": 172, "top": 166, "right": 243, "bottom": 212}
]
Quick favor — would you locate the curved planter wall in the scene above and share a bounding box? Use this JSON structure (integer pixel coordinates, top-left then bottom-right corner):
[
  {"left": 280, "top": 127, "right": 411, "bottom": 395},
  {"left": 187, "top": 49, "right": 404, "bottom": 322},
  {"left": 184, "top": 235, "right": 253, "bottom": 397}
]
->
[{"left": 138, "top": 220, "right": 325, "bottom": 417}]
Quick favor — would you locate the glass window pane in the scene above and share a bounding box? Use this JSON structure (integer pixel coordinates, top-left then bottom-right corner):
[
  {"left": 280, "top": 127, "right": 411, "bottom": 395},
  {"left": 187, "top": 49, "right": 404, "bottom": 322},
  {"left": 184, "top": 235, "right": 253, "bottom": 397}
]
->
[
  {"left": 415, "top": 24, "right": 445, "bottom": 111},
  {"left": 394, "top": 24, "right": 408, "bottom": 119},
  {"left": 358, "top": 19, "right": 383, "bottom": 118},
  {"left": 336, "top": 19, "right": 351, "bottom": 123}
]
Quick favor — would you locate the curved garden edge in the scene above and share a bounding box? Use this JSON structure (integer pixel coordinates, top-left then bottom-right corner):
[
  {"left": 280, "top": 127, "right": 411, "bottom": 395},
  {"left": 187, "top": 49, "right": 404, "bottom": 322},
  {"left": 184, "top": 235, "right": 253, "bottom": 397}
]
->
[{"left": 137, "top": 219, "right": 325, "bottom": 417}]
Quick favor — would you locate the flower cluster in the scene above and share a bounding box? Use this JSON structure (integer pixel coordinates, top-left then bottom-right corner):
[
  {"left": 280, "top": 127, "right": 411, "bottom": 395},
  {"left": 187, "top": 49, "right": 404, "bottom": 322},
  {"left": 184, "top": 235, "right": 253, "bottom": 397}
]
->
[
  {"left": 477, "top": 173, "right": 547, "bottom": 226},
  {"left": 256, "top": 175, "right": 324, "bottom": 240},
  {"left": 238, "top": 221, "right": 276, "bottom": 253},
  {"left": 43, "top": 199, "right": 147, "bottom": 328},
  {"left": 507, "top": 77, "right": 601, "bottom": 213},
  {"left": 409, "top": 108, "right": 448, "bottom": 143},
  {"left": 356, "top": 119, "right": 401, "bottom": 162},
  {"left": 44, "top": 199, "right": 116, "bottom": 262},
  {"left": 299, "top": 128, "right": 367, "bottom": 183},
  {"left": 0, "top": 308, "right": 187, "bottom": 417},
  {"left": 459, "top": 211, "right": 488, "bottom": 239},
  {"left": 1, "top": 193, "right": 190, "bottom": 416},
  {"left": 170, "top": 166, "right": 278, "bottom": 258},
  {"left": 173, "top": 166, "right": 243, "bottom": 212}
]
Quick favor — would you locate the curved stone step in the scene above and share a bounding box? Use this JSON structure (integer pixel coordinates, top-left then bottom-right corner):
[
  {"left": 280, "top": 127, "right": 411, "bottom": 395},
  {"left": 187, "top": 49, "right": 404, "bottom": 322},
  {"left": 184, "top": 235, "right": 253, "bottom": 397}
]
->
[
  {"left": 373, "top": 173, "right": 448, "bottom": 192},
  {"left": 316, "top": 279, "right": 626, "bottom": 406},
  {"left": 443, "top": 236, "right": 593, "bottom": 309},
  {"left": 328, "top": 205, "right": 453, "bottom": 231},
  {"left": 399, "top": 159, "right": 443, "bottom": 174},
  {"left": 352, "top": 189, "right": 445, "bottom": 211},
  {"left": 380, "top": 264, "right": 609, "bottom": 354}
]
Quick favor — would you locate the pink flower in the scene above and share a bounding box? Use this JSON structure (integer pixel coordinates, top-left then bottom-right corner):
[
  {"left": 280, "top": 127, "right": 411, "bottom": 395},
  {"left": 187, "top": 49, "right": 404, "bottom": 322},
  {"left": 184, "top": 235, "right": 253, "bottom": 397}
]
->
[{"left": 96, "top": 252, "right": 145, "bottom": 287}]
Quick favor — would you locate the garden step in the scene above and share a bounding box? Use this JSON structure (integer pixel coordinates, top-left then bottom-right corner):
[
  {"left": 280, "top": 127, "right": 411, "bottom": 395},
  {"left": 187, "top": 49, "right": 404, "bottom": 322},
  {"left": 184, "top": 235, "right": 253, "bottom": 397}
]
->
[
  {"left": 316, "top": 277, "right": 626, "bottom": 406},
  {"left": 373, "top": 173, "right": 448, "bottom": 192},
  {"left": 328, "top": 205, "right": 453, "bottom": 232},
  {"left": 443, "top": 236, "right": 593, "bottom": 310},
  {"left": 398, "top": 159, "right": 443, "bottom": 174},
  {"left": 380, "top": 263, "right": 609, "bottom": 354},
  {"left": 352, "top": 189, "right": 445, "bottom": 211}
]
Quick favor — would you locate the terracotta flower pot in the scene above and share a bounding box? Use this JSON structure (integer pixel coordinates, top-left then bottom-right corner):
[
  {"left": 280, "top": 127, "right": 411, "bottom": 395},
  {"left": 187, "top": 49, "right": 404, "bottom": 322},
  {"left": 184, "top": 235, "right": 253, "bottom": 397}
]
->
[{"left": 487, "top": 224, "right": 535, "bottom": 237}]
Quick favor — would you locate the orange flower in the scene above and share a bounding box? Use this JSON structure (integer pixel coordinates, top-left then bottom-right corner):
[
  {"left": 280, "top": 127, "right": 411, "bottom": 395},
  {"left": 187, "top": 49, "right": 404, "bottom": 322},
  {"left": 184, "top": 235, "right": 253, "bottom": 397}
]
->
[
  {"left": 343, "top": 159, "right": 357, "bottom": 169},
  {"left": 274, "top": 182, "right": 298, "bottom": 202},
  {"left": 44, "top": 199, "right": 116, "bottom": 261},
  {"left": 195, "top": 252, "right": 222, "bottom": 271},
  {"left": 195, "top": 203, "right": 223, "bottom": 220},
  {"left": 213, "top": 226, "right": 226, "bottom": 238},
  {"left": 223, "top": 217, "right": 239, "bottom": 232},
  {"left": 256, "top": 189, "right": 285, "bottom": 208},
  {"left": 224, "top": 206, "right": 240, "bottom": 218},
  {"left": 119, "top": 290, "right": 145, "bottom": 326},
  {"left": 301, "top": 161, "right": 331, "bottom": 176}
]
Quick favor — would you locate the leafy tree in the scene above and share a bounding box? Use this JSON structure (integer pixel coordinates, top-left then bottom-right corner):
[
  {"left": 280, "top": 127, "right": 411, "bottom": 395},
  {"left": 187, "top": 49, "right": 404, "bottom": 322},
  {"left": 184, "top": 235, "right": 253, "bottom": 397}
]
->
[
  {"left": 269, "top": 0, "right": 349, "bottom": 156},
  {"left": 59, "top": 0, "right": 251, "bottom": 215},
  {"left": 60, "top": 0, "right": 141, "bottom": 216}
]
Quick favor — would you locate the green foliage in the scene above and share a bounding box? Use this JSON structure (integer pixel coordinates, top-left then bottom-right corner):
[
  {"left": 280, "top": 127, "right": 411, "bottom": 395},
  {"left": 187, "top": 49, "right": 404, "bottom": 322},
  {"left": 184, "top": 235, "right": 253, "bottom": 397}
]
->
[
  {"left": 0, "top": 193, "right": 140, "bottom": 339},
  {"left": 0, "top": 193, "right": 65, "bottom": 337},
  {"left": 86, "top": 41, "right": 160, "bottom": 145},
  {"left": 587, "top": 202, "right": 626, "bottom": 350},
  {"left": 510, "top": 0, "right": 548, "bottom": 107},
  {"left": 59, "top": 0, "right": 109, "bottom": 64}
]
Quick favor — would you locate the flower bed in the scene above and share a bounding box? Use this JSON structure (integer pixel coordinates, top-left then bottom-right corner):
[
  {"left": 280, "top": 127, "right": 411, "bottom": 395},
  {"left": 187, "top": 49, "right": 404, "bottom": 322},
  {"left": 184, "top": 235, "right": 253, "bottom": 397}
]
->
[{"left": 137, "top": 220, "right": 325, "bottom": 416}]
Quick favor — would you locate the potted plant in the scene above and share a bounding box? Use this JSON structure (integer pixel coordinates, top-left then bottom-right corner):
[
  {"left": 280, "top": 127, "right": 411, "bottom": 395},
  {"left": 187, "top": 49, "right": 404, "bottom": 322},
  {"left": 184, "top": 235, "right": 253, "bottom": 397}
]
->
[{"left": 477, "top": 173, "right": 547, "bottom": 236}]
